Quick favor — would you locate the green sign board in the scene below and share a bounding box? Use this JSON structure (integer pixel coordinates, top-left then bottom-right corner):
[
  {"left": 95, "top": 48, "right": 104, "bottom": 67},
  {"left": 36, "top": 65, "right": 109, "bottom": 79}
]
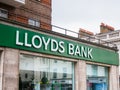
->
[{"left": 0, "top": 23, "right": 119, "bottom": 65}]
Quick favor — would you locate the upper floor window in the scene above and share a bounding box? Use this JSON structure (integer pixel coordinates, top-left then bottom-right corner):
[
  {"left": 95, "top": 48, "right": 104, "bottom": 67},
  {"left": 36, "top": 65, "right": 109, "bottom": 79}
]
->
[
  {"left": 109, "top": 32, "right": 119, "bottom": 38},
  {"left": 28, "top": 19, "right": 40, "bottom": 27},
  {"left": 98, "top": 35, "right": 107, "bottom": 39},
  {"left": 36, "top": 0, "right": 40, "bottom": 1},
  {"left": 15, "top": 0, "right": 25, "bottom": 4},
  {"left": 0, "top": 8, "right": 8, "bottom": 18}
]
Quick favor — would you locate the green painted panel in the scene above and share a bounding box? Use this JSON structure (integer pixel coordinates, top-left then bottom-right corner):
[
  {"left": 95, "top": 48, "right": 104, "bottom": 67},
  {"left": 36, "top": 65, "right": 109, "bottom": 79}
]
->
[{"left": 0, "top": 23, "right": 119, "bottom": 65}]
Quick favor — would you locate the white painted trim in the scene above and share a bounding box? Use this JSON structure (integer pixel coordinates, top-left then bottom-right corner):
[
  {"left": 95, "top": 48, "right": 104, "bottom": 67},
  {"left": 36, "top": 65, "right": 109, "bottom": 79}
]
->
[{"left": 15, "top": 0, "right": 25, "bottom": 4}]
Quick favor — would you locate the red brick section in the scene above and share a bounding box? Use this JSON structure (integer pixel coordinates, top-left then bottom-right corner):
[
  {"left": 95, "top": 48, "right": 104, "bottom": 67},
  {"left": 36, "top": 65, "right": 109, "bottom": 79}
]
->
[
  {"left": 106, "top": 24, "right": 114, "bottom": 31},
  {"left": 100, "top": 23, "right": 114, "bottom": 31},
  {"left": 41, "top": 21, "right": 52, "bottom": 30},
  {"left": 8, "top": 13, "right": 28, "bottom": 24},
  {"left": 8, "top": 12, "right": 52, "bottom": 30},
  {"left": 79, "top": 28, "right": 94, "bottom": 35},
  {"left": 0, "top": 0, "right": 52, "bottom": 30},
  {"left": 41, "top": 0, "right": 51, "bottom": 5},
  {"left": 100, "top": 23, "right": 114, "bottom": 33}
]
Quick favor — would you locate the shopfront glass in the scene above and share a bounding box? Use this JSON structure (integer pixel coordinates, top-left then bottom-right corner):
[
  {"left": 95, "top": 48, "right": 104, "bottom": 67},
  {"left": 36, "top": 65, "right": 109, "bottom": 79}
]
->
[
  {"left": 19, "top": 54, "right": 74, "bottom": 90},
  {"left": 87, "top": 64, "right": 109, "bottom": 90}
]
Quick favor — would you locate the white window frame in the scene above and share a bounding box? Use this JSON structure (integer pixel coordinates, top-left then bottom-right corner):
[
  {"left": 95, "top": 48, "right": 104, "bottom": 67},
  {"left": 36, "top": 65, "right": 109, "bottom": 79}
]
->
[
  {"left": 28, "top": 19, "right": 35, "bottom": 26},
  {"left": 109, "top": 32, "right": 119, "bottom": 38},
  {"left": 15, "top": 0, "right": 25, "bottom": 4},
  {"left": 36, "top": 0, "right": 41, "bottom": 2},
  {"left": 28, "top": 19, "right": 40, "bottom": 27},
  {"left": 0, "top": 8, "right": 8, "bottom": 18},
  {"left": 35, "top": 21, "right": 40, "bottom": 27}
]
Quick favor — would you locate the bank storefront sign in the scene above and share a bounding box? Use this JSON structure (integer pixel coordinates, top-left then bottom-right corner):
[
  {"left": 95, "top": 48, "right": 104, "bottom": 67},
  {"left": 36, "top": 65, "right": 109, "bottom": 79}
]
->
[
  {"left": 0, "top": 23, "right": 119, "bottom": 65},
  {"left": 16, "top": 30, "right": 93, "bottom": 59}
]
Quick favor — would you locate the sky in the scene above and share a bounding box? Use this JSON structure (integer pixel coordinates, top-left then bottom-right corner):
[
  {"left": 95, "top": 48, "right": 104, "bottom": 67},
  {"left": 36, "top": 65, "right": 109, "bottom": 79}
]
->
[{"left": 52, "top": 0, "right": 120, "bottom": 34}]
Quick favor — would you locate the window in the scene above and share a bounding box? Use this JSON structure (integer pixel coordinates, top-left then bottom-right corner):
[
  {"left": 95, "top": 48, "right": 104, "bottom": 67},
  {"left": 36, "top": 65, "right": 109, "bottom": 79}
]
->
[
  {"left": 54, "top": 60, "right": 57, "bottom": 63},
  {"left": 15, "top": 0, "right": 25, "bottom": 4},
  {"left": 28, "top": 19, "right": 40, "bottom": 27},
  {"left": 53, "top": 68, "right": 57, "bottom": 78},
  {"left": 19, "top": 54, "right": 74, "bottom": 90},
  {"left": 35, "top": 21, "right": 40, "bottom": 27},
  {"left": 36, "top": 0, "right": 40, "bottom": 1},
  {"left": 0, "top": 8, "right": 8, "bottom": 18},
  {"left": 63, "top": 67, "right": 67, "bottom": 78},
  {"left": 109, "top": 32, "right": 119, "bottom": 38},
  {"left": 98, "top": 35, "right": 107, "bottom": 39},
  {"left": 87, "top": 64, "right": 109, "bottom": 90}
]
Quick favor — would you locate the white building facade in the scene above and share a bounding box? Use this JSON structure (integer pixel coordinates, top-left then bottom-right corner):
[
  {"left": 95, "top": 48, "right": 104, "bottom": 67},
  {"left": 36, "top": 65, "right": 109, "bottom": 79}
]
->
[
  {"left": 94, "top": 24, "right": 120, "bottom": 89},
  {"left": 95, "top": 29, "right": 120, "bottom": 74}
]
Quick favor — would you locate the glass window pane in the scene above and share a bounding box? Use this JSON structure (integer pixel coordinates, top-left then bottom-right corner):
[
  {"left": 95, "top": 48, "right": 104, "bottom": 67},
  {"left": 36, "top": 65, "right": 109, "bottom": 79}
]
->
[
  {"left": 28, "top": 19, "right": 35, "bottom": 26},
  {"left": 87, "top": 64, "right": 109, "bottom": 90},
  {"left": 0, "top": 8, "right": 8, "bottom": 18},
  {"left": 35, "top": 21, "right": 40, "bottom": 27},
  {"left": 19, "top": 54, "right": 74, "bottom": 90}
]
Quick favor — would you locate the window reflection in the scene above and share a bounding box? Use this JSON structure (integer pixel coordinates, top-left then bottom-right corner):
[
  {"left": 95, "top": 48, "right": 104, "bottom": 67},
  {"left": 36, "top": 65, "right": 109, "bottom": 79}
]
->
[
  {"left": 87, "top": 64, "right": 109, "bottom": 90},
  {"left": 19, "top": 54, "right": 74, "bottom": 90}
]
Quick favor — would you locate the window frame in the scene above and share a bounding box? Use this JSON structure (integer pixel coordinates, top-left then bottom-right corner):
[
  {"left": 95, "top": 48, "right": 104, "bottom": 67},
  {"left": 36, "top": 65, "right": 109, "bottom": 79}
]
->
[
  {"left": 19, "top": 54, "right": 74, "bottom": 90},
  {"left": 0, "top": 8, "right": 8, "bottom": 18},
  {"left": 28, "top": 18, "right": 40, "bottom": 27}
]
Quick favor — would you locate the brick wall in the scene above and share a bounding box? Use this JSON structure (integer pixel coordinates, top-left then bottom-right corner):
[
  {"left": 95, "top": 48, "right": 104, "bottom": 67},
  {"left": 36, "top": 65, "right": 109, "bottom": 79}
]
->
[{"left": 0, "top": 0, "right": 52, "bottom": 30}]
